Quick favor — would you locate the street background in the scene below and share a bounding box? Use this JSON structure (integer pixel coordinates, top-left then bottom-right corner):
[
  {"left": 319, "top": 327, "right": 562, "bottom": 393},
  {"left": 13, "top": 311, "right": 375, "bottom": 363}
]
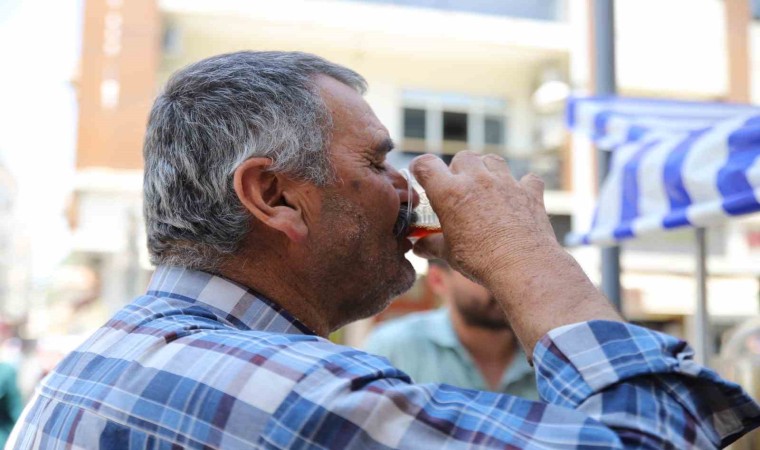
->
[{"left": 2, "top": 0, "right": 760, "bottom": 446}]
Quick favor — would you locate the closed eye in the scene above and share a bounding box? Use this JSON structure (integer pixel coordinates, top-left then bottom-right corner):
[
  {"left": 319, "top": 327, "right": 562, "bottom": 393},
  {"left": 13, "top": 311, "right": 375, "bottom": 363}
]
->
[{"left": 370, "top": 160, "right": 387, "bottom": 172}]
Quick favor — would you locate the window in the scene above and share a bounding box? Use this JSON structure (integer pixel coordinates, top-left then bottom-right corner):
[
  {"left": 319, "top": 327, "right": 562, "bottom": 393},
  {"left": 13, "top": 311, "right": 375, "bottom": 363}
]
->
[
  {"left": 484, "top": 115, "right": 506, "bottom": 154},
  {"left": 400, "top": 90, "right": 508, "bottom": 160},
  {"left": 484, "top": 116, "right": 504, "bottom": 145},
  {"left": 403, "top": 108, "right": 426, "bottom": 139},
  {"left": 442, "top": 112, "right": 468, "bottom": 141},
  {"left": 549, "top": 214, "right": 572, "bottom": 244},
  {"left": 402, "top": 108, "right": 426, "bottom": 152}
]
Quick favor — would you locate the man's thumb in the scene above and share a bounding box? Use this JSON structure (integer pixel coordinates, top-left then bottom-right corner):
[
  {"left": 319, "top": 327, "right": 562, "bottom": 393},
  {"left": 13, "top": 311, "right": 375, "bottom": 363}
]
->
[{"left": 409, "top": 154, "right": 449, "bottom": 203}]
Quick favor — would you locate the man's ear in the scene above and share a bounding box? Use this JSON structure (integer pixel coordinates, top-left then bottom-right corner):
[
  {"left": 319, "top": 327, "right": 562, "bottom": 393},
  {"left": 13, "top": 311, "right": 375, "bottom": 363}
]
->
[
  {"left": 426, "top": 265, "right": 450, "bottom": 297},
  {"left": 233, "top": 158, "right": 308, "bottom": 243}
]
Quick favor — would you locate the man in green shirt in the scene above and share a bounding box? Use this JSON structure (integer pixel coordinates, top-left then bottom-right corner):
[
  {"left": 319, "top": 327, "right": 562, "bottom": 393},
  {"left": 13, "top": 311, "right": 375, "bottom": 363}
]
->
[{"left": 365, "top": 260, "right": 538, "bottom": 399}]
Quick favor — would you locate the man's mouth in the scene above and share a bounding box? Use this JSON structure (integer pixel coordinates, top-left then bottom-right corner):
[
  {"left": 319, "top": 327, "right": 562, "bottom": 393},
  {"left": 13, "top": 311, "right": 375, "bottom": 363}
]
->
[{"left": 392, "top": 203, "right": 413, "bottom": 238}]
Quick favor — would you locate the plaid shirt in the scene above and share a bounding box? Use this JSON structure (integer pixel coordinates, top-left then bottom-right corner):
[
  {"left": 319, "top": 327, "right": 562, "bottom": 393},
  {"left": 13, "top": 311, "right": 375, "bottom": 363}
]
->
[{"left": 9, "top": 266, "right": 760, "bottom": 449}]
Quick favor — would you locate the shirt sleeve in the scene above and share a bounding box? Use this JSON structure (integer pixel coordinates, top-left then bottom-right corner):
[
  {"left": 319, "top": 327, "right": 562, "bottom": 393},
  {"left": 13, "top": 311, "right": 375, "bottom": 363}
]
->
[
  {"left": 261, "top": 321, "right": 760, "bottom": 449},
  {"left": 533, "top": 320, "right": 760, "bottom": 448}
]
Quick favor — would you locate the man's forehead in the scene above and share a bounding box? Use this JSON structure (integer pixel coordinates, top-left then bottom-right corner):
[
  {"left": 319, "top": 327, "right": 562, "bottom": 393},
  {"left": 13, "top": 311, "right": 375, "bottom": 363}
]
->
[
  {"left": 315, "top": 74, "right": 364, "bottom": 111},
  {"left": 315, "top": 75, "right": 391, "bottom": 152}
]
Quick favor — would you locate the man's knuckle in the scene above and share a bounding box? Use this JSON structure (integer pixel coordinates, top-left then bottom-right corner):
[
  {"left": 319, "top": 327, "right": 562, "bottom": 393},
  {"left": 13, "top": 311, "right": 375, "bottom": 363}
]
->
[{"left": 418, "top": 153, "right": 438, "bottom": 162}]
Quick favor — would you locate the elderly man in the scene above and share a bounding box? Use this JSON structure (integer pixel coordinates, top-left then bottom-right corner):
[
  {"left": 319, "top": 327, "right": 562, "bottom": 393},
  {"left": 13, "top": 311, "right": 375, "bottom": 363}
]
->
[
  {"left": 9, "top": 52, "right": 760, "bottom": 449},
  {"left": 365, "top": 260, "right": 538, "bottom": 399}
]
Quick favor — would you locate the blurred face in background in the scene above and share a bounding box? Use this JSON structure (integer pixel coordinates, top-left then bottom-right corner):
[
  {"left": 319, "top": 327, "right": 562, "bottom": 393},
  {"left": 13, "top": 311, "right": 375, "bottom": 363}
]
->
[{"left": 427, "top": 263, "right": 510, "bottom": 331}]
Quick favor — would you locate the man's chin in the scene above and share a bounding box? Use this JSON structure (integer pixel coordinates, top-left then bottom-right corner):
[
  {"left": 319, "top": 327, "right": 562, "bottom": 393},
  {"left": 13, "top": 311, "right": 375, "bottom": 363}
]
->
[
  {"left": 397, "top": 258, "right": 417, "bottom": 292},
  {"left": 377, "top": 259, "right": 416, "bottom": 302},
  {"left": 356, "top": 263, "right": 416, "bottom": 321},
  {"left": 336, "top": 264, "right": 416, "bottom": 325}
]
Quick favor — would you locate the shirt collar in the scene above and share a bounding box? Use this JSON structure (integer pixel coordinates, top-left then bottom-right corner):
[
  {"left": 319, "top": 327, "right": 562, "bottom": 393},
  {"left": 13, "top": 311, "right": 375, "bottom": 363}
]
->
[
  {"left": 500, "top": 348, "right": 534, "bottom": 386},
  {"left": 426, "top": 308, "right": 534, "bottom": 387},
  {"left": 147, "top": 265, "right": 315, "bottom": 336},
  {"left": 426, "top": 308, "right": 460, "bottom": 348}
]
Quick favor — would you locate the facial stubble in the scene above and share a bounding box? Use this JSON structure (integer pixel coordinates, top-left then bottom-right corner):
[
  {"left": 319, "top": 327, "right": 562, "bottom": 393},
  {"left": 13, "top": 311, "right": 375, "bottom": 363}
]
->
[
  {"left": 455, "top": 296, "right": 511, "bottom": 331},
  {"left": 310, "top": 192, "right": 415, "bottom": 329}
]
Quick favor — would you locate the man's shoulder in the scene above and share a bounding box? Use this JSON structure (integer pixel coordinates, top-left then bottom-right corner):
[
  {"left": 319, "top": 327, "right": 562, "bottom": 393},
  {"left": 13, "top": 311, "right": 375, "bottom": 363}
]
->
[
  {"left": 49, "top": 324, "right": 410, "bottom": 411},
  {"left": 87, "top": 296, "right": 400, "bottom": 377},
  {"left": 26, "top": 324, "right": 415, "bottom": 448}
]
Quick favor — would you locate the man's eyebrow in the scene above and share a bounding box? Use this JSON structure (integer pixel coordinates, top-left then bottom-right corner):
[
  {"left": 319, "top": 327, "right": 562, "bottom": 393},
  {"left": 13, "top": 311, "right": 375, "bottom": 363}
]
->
[{"left": 375, "top": 138, "right": 395, "bottom": 156}]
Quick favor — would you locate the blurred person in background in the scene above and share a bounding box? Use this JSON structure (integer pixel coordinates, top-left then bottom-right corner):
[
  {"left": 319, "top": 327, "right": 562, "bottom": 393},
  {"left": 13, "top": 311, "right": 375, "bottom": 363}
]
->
[
  {"left": 7, "top": 51, "right": 760, "bottom": 449},
  {"left": 0, "top": 361, "right": 22, "bottom": 448},
  {"left": 0, "top": 320, "right": 23, "bottom": 448},
  {"left": 365, "top": 259, "right": 538, "bottom": 399}
]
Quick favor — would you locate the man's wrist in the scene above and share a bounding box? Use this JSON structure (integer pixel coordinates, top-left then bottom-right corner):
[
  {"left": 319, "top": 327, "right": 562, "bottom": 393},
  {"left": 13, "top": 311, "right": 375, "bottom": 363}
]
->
[
  {"left": 481, "top": 235, "right": 564, "bottom": 289},
  {"left": 486, "top": 244, "right": 622, "bottom": 355}
]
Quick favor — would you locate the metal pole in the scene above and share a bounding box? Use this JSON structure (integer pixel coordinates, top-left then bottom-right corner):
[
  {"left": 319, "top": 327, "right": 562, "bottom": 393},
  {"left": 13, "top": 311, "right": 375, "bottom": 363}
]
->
[
  {"left": 598, "top": 151, "right": 621, "bottom": 309},
  {"left": 593, "top": 0, "right": 622, "bottom": 309},
  {"left": 694, "top": 227, "right": 710, "bottom": 365}
]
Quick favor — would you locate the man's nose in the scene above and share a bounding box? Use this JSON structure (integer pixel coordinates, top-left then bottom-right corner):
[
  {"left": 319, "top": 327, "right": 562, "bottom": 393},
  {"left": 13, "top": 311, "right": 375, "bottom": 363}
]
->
[{"left": 389, "top": 165, "right": 420, "bottom": 209}]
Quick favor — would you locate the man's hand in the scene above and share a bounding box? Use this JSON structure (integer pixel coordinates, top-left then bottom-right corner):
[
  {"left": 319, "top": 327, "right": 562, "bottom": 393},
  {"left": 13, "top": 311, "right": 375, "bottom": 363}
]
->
[
  {"left": 409, "top": 151, "right": 558, "bottom": 286},
  {"left": 410, "top": 151, "right": 622, "bottom": 357}
]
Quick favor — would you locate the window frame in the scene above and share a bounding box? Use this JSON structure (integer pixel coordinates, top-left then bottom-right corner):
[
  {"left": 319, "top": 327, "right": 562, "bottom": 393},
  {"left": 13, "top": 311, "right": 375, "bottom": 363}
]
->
[{"left": 400, "top": 90, "right": 509, "bottom": 157}]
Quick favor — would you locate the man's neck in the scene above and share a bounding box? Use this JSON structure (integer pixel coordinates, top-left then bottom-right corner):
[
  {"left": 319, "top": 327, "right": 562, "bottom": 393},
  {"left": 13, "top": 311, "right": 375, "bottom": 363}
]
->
[
  {"left": 217, "top": 250, "right": 332, "bottom": 337},
  {"left": 449, "top": 309, "right": 518, "bottom": 390}
]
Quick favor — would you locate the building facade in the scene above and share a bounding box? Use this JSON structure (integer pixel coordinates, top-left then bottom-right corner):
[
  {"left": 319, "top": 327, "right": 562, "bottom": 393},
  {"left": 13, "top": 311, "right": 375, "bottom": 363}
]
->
[{"left": 69, "top": 0, "right": 760, "bottom": 353}]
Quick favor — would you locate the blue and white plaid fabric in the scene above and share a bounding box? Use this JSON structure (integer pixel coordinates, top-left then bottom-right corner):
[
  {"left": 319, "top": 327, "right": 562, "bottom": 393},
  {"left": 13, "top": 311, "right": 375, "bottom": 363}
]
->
[{"left": 9, "top": 266, "right": 760, "bottom": 449}]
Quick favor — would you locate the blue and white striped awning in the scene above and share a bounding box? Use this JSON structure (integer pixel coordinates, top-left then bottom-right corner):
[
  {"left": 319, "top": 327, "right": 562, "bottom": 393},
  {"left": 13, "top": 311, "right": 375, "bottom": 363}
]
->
[{"left": 567, "top": 96, "right": 760, "bottom": 246}]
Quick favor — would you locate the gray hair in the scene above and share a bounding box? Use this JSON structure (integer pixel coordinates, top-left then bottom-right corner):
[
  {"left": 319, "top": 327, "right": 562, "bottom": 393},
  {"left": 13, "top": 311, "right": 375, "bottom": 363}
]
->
[{"left": 143, "top": 51, "right": 367, "bottom": 271}]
